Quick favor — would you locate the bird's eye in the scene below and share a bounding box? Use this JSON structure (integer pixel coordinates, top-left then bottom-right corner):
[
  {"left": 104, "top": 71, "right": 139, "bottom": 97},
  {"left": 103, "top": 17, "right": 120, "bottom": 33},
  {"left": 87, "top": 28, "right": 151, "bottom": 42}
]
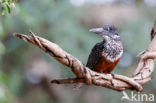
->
[
  {"left": 103, "top": 26, "right": 113, "bottom": 32},
  {"left": 109, "top": 27, "right": 112, "bottom": 31}
]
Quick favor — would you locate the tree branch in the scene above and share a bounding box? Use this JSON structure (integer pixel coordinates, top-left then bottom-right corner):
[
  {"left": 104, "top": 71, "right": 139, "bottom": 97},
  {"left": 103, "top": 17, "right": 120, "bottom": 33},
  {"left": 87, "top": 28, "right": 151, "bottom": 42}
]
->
[{"left": 13, "top": 22, "right": 156, "bottom": 92}]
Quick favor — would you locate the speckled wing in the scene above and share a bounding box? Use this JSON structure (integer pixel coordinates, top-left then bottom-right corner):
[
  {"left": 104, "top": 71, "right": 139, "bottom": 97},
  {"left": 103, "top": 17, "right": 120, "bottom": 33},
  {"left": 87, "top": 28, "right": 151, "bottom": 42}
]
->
[{"left": 86, "top": 42, "right": 103, "bottom": 71}]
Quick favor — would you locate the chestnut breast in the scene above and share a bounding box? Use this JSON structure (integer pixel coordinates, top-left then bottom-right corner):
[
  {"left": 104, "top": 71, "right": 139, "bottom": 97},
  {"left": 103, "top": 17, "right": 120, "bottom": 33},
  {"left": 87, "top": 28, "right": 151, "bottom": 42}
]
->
[{"left": 95, "top": 52, "right": 120, "bottom": 73}]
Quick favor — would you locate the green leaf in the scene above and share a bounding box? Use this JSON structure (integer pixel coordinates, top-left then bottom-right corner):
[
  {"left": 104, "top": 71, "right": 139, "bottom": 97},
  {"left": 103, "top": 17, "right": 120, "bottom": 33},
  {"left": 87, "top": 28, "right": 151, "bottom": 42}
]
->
[
  {"left": 6, "top": 4, "right": 11, "bottom": 14},
  {"left": 8, "top": 0, "right": 12, "bottom": 4},
  {"left": 2, "top": 0, "right": 6, "bottom": 3},
  {"left": 0, "top": 7, "right": 5, "bottom": 15}
]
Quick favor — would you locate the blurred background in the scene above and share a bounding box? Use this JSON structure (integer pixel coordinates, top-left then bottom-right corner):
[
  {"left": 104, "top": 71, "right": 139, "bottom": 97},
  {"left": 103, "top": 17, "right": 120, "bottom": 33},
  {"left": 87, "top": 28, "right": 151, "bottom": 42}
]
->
[{"left": 0, "top": 0, "right": 156, "bottom": 103}]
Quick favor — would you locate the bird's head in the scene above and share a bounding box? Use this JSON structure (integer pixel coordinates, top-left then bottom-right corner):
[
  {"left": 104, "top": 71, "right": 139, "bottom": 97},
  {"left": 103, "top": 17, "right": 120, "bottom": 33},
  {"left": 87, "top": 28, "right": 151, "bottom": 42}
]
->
[{"left": 89, "top": 24, "right": 119, "bottom": 41}]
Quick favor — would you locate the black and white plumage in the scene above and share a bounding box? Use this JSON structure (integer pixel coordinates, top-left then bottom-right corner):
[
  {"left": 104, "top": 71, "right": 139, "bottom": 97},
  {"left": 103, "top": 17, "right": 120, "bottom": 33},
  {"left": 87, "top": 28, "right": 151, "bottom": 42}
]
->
[{"left": 87, "top": 24, "right": 123, "bottom": 73}]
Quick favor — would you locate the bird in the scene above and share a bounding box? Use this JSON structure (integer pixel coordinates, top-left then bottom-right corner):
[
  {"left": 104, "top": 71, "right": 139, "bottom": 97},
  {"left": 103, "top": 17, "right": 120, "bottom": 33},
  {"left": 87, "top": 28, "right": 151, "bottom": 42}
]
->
[
  {"left": 87, "top": 24, "right": 123, "bottom": 73},
  {"left": 74, "top": 24, "right": 123, "bottom": 89}
]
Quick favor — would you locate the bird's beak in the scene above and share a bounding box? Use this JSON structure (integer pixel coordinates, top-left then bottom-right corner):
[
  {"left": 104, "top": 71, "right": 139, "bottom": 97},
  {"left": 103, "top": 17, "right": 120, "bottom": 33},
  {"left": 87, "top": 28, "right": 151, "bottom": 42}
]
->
[
  {"left": 89, "top": 28, "right": 103, "bottom": 34},
  {"left": 89, "top": 28, "right": 108, "bottom": 36},
  {"left": 89, "top": 27, "right": 109, "bottom": 40}
]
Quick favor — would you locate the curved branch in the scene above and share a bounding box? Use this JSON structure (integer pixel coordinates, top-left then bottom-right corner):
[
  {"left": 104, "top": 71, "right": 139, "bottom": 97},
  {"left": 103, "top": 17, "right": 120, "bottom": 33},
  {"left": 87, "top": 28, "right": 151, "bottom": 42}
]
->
[{"left": 13, "top": 22, "right": 156, "bottom": 92}]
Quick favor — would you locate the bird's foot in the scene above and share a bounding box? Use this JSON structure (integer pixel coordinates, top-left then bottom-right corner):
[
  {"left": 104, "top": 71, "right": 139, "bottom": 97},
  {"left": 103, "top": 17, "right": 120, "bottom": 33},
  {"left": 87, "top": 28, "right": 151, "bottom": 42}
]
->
[{"left": 110, "top": 72, "right": 115, "bottom": 77}]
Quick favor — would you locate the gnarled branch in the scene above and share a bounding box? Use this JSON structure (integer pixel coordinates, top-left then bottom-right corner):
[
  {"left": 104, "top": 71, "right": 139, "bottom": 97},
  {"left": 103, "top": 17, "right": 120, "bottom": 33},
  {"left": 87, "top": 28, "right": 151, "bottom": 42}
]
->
[{"left": 13, "top": 22, "right": 156, "bottom": 92}]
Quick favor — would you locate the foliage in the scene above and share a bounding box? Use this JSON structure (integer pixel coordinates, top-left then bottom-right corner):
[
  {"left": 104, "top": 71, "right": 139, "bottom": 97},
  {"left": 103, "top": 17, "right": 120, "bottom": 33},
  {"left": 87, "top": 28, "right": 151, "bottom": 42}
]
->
[{"left": 0, "top": 0, "right": 16, "bottom": 15}]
